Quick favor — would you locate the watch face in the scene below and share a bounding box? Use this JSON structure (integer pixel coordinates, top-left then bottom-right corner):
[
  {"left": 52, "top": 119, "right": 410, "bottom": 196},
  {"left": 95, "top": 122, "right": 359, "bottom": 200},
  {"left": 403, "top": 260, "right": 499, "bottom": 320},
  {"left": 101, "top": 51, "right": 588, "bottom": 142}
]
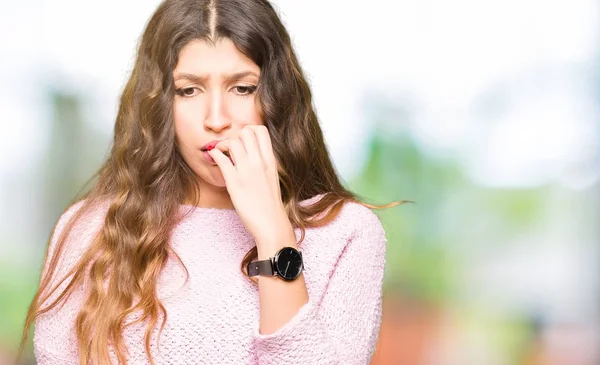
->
[{"left": 275, "top": 247, "right": 303, "bottom": 281}]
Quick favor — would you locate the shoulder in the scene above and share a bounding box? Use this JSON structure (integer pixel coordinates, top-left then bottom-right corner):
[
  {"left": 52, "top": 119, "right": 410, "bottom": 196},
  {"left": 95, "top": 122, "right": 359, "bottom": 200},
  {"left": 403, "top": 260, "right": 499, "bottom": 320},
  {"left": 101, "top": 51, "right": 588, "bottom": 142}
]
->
[
  {"left": 300, "top": 194, "right": 386, "bottom": 238},
  {"left": 298, "top": 199, "right": 387, "bottom": 291},
  {"left": 338, "top": 200, "right": 385, "bottom": 228},
  {"left": 300, "top": 194, "right": 384, "bottom": 229},
  {"left": 336, "top": 201, "right": 387, "bottom": 243},
  {"left": 300, "top": 200, "right": 388, "bottom": 286},
  {"left": 53, "top": 199, "right": 108, "bottom": 238},
  {"left": 53, "top": 200, "right": 86, "bottom": 234},
  {"left": 47, "top": 199, "right": 110, "bottom": 262},
  {"left": 316, "top": 202, "right": 385, "bottom": 239},
  {"left": 302, "top": 197, "right": 387, "bottom": 250}
]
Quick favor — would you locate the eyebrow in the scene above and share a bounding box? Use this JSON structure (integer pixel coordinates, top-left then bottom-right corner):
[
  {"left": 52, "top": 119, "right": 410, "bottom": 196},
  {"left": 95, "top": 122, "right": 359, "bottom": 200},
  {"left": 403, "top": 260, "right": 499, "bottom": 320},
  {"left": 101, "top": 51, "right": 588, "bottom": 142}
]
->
[{"left": 173, "top": 71, "right": 259, "bottom": 83}]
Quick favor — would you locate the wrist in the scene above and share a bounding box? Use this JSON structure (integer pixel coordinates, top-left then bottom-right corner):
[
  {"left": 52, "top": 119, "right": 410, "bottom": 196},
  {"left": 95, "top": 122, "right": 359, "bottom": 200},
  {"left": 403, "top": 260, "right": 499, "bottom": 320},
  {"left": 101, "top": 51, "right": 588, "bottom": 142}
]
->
[{"left": 255, "top": 219, "right": 297, "bottom": 260}]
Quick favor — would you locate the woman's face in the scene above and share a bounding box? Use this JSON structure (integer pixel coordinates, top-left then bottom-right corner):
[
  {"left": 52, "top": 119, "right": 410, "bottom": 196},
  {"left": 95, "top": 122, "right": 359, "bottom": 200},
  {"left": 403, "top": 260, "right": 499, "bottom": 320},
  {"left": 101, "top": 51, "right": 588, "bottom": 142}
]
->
[{"left": 173, "top": 38, "right": 262, "bottom": 188}]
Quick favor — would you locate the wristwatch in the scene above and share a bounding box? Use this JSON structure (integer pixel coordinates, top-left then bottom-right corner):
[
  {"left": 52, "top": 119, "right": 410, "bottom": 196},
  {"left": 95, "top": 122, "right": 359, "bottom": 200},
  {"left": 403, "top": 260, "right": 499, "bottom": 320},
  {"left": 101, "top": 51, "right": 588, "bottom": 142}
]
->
[{"left": 247, "top": 247, "right": 304, "bottom": 281}]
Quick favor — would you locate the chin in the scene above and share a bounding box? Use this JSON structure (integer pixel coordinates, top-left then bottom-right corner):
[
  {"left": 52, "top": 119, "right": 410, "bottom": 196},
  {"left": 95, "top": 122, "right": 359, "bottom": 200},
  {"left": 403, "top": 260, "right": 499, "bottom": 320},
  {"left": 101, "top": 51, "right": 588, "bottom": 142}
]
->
[
  {"left": 197, "top": 169, "right": 227, "bottom": 188},
  {"left": 209, "top": 179, "right": 227, "bottom": 188}
]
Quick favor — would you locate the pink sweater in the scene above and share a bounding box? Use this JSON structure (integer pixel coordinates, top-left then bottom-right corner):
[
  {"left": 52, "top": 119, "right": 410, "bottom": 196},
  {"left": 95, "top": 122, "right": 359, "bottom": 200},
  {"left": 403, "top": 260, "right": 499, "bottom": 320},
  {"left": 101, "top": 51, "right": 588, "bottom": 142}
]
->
[{"left": 34, "top": 197, "right": 387, "bottom": 365}]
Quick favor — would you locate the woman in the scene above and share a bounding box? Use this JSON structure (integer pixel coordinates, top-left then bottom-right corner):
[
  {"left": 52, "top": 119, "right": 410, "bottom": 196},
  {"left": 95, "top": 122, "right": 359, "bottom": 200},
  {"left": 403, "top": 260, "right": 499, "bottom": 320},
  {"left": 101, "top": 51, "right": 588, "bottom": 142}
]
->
[{"left": 19, "top": 0, "right": 400, "bottom": 364}]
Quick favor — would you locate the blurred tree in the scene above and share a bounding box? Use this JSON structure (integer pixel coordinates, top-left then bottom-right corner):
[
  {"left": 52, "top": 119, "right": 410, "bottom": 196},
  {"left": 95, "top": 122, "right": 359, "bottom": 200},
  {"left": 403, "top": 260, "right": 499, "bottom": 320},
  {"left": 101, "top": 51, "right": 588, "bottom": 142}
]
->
[{"left": 42, "top": 90, "right": 108, "bottom": 232}]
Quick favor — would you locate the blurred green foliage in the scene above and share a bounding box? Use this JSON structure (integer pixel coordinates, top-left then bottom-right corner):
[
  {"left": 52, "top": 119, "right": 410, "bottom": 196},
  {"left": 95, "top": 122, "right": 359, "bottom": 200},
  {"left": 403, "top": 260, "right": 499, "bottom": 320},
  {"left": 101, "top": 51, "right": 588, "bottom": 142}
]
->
[{"left": 0, "top": 260, "right": 38, "bottom": 350}]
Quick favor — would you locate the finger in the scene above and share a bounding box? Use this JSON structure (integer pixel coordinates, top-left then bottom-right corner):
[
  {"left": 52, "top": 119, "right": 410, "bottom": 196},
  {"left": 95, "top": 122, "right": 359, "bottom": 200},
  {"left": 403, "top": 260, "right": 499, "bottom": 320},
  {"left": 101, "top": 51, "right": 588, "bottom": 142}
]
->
[
  {"left": 250, "top": 125, "right": 277, "bottom": 167},
  {"left": 208, "top": 148, "right": 236, "bottom": 181},
  {"left": 214, "top": 139, "right": 238, "bottom": 165},
  {"left": 212, "top": 140, "right": 233, "bottom": 164},
  {"left": 239, "top": 127, "right": 262, "bottom": 165},
  {"left": 216, "top": 138, "right": 247, "bottom": 166}
]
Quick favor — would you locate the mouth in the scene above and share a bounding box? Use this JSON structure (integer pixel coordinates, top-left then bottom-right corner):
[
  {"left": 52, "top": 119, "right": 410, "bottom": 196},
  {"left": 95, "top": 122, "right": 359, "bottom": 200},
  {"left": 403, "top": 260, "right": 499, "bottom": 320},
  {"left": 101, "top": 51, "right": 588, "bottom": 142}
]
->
[
  {"left": 200, "top": 140, "right": 231, "bottom": 160},
  {"left": 200, "top": 140, "right": 222, "bottom": 152}
]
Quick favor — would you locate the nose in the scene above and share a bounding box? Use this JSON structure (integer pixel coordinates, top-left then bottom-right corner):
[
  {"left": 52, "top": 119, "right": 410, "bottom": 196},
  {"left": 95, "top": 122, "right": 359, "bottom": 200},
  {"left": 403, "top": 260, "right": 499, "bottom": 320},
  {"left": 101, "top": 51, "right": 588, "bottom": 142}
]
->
[{"left": 203, "top": 91, "right": 231, "bottom": 133}]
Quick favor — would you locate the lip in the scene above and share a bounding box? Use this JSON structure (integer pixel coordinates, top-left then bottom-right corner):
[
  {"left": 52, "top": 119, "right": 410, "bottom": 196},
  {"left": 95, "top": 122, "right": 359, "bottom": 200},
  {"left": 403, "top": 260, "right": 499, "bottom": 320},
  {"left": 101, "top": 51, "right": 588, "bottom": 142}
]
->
[{"left": 200, "top": 140, "right": 223, "bottom": 152}]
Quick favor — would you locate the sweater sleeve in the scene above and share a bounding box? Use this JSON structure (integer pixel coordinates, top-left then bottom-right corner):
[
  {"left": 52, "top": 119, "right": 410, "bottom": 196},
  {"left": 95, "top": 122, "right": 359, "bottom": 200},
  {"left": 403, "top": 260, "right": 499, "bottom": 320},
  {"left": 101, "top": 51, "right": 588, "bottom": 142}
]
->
[{"left": 252, "top": 208, "right": 387, "bottom": 365}]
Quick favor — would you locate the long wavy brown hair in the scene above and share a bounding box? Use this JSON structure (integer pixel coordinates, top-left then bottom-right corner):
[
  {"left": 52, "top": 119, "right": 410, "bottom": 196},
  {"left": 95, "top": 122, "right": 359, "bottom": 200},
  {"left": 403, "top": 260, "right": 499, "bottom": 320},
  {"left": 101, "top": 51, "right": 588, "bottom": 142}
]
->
[{"left": 19, "top": 0, "right": 404, "bottom": 364}]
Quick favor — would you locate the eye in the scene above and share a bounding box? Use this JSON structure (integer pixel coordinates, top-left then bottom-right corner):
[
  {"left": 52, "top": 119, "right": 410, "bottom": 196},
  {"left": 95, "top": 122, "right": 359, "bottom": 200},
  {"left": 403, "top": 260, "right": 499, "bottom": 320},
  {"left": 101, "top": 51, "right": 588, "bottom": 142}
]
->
[
  {"left": 175, "top": 87, "right": 201, "bottom": 97},
  {"left": 232, "top": 85, "right": 257, "bottom": 97}
]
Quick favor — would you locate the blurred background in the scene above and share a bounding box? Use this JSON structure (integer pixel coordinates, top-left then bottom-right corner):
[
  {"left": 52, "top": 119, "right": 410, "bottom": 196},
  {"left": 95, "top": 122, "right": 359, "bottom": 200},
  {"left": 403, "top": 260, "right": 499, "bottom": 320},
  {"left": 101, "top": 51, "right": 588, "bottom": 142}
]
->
[{"left": 1, "top": 0, "right": 599, "bottom": 364}]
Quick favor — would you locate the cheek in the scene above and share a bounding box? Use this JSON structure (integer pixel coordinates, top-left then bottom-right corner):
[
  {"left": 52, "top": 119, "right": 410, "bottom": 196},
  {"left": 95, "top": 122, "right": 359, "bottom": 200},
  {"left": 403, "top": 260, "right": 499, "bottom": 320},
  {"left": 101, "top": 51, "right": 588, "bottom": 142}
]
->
[
  {"left": 173, "top": 101, "right": 202, "bottom": 145},
  {"left": 253, "top": 98, "right": 264, "bottom": 124},
  {"left": 173, "top": 102, "right": 200, "bottom": 167},
  {"left": 232, "top": 97, "right": 263, "bottom": 125},
  {"left": 173, "top": 103, "right": 190, "bottom": 134}
]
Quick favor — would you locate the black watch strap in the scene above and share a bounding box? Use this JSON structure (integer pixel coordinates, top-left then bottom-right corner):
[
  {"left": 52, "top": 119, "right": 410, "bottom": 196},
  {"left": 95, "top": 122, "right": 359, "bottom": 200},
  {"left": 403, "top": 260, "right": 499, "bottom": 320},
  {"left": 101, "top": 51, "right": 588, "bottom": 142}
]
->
[{"left": 248, "top": 259, "right": 274, "bottom": 277}]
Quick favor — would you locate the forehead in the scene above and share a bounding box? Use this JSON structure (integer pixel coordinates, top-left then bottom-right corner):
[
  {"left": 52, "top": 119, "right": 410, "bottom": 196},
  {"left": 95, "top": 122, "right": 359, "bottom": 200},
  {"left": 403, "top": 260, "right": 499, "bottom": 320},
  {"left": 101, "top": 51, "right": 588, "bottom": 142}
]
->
[{"left": 174, "top": 38, "right": 260, "bottom": 76}]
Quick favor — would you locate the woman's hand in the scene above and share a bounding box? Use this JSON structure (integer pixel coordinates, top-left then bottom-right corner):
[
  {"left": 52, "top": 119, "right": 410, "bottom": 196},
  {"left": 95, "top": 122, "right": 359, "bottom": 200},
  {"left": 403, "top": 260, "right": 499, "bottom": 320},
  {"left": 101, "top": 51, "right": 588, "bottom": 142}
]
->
[{"left": 207, "top": 125, "right": 295, "bottom": 253}]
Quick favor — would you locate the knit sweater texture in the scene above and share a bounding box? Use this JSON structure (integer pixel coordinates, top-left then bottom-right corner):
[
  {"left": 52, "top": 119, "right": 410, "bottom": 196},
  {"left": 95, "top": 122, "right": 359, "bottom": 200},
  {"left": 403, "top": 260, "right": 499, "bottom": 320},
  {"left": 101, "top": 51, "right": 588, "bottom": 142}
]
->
[{"left": 33, "top": 196, "right": 388, "bottom": 365}]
